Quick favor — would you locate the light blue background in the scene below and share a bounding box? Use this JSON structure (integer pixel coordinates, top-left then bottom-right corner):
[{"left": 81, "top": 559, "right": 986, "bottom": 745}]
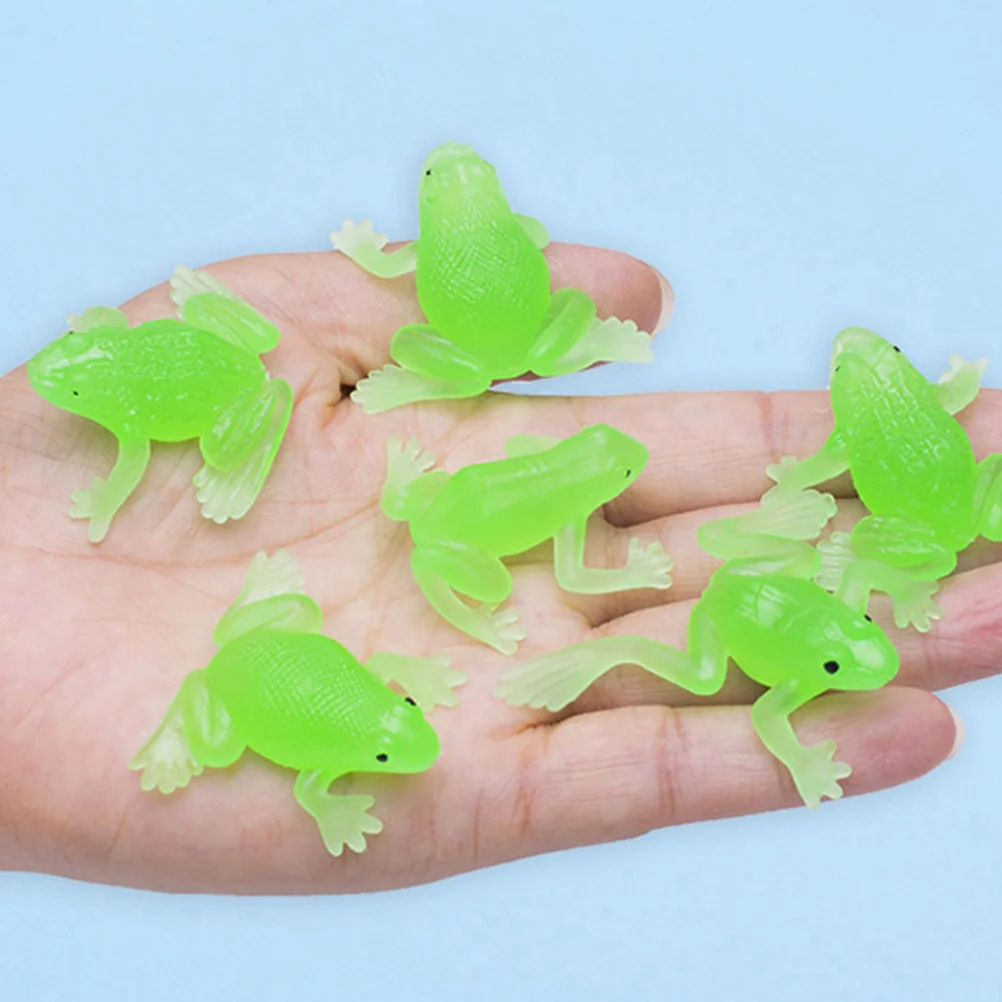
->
[{"left": 1, "top": 2, "right": 999, "bottom": 1000}]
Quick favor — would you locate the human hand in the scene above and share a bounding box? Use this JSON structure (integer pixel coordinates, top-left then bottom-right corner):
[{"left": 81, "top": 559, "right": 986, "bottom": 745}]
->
[{"left": 0, "top": 244, "right": 987, "bottom": 893}]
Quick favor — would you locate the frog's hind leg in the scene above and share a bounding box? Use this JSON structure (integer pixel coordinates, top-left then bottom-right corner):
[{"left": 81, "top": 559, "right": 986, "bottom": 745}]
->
[
  {"left": 696, "top": 488, "right": 836, "bottom": 577},
  {"left": 69, "top": 436, "right": 152, "bottom": 543},
  {"left": 364, "top": 653, "right": 466, "bottom": 712},
  {"left": 411, "top": 543, "right": 526, "bottom": 654},
  {"left": 195, "top": 377, "right": 293, "bottom": 523},
  {"left": 495, "top": 603, "right": 728, "bottom": 711},
  {"left": 974, "top": 454, "right": 1002, "bottom": 541},
  {"left": 353, "top": 325, "right": 491, "bottom": 414},
  {"left": 170, "top": 266, "right": 280, "bottom": 354},
  {"left": 293, "top": 769, "right": 383, "bottom": 856},
  {"left": 527, "top": 289, "right": 653, "bottom": 378},
  {"left": 213, "top": 550, "right": 323, "bottom": 646},
  {"left": 129, "top": 670, "right": 245, "bottom": 794}
]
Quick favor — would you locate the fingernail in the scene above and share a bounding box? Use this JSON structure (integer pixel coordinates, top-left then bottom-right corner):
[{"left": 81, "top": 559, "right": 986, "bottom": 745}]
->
[
  {"left": 946, "top": 705, "right": 965, "bottom": 760},
  {"left": 652, "top": 268, "right": 675, "bottom": 335}
]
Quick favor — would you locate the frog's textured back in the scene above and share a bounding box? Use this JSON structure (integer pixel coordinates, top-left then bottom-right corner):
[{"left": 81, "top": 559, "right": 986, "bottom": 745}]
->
[
  {"left": 417, "top": 209, "right": 550, "bottom": 375},
  {"left": 206, "top": 631, "right": 397, "bottom": 771},
  {"left": 834, "top": 361, "right": 977, "bottom": 548}
]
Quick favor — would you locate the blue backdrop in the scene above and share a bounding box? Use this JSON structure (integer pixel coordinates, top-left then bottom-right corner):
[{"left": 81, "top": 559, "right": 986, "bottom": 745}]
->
[{"left": 1, "top": 2, "right": 999, "bottom": 1000}]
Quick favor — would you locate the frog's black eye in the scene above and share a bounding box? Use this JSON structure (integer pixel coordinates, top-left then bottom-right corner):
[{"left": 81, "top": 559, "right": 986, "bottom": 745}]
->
[
  {"left": 376, "top": 753, "right": 389, "bottom": 763},
  {"left": 834, "top": 365, "right": 841, "bottom": 373},
  {"left": 892, "top": 345, "right": 901, "bottom": 352},
  {"left": 624, "top": 468, "right": 632, "bottom": 478},
  {"left": 404, "top": 697, "right": 417, "bottom": 706},
  {"left": 425, "top": 169, "right": 432, "bottom": 176},
  {"left": 864, "top": 614, "right": 873, "bottom": 623},
  {"left": 823, "top": 660, "right": 840, "bottom": 675},
  {"left": 72, "top": 390, "right": 80, "bottom": 397}
]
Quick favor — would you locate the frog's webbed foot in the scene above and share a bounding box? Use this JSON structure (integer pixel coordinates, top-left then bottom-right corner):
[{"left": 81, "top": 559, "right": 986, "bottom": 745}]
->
[
  {"left": 937, "top": 353, "right": 988, "bottom": 415},
  {"left": 473, "top": 604, "right": 527, "bottom": 656},
  {"left": 381, "top": 437, "right": 449, "bottom": 522},
  {"left": 129, "top": 701, "right": 204, "bottom": 795},
  {"left": 330, "top": 220, "right": 417, "bottom": 279},
  {"left": 621, "top": 538, "right": 674, "bottom": 589},
  {"left": 743, "top": 488, "right": 837, "bottom": 541},
  {"left": 789, "top": 740, "right": 852, "bottom": 809},
  {"left": 293, "top": 771, "right": 383, "bottom": 856},
  {"left": 763, "top": 455, "right": 803, "bottom": 496},
  {"left": 68, "top": 437, "right": 151, "bottom": 543},
  {"left": 495, "top": 642, "right": 625, "bottom": 711},
  {"left": 888, "top": 578, "right": 942, "bottom": 632},
  {"left": 195, "top": 378, "right": 292, "bottom": 523},
  {"left": 170, "top": 266, "right": 280, "bottom": 355},
  {"left": 365, "top": 653, "right": 466, "bottom": 712}
]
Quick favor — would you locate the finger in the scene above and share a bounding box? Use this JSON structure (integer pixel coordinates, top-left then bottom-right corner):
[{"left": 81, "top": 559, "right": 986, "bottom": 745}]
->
[
  {"left": 500, "top": 687, "right": 956, "bottom": 857},
  {"left": 117, "top": 244, "right": 672, "bottom": 390}
]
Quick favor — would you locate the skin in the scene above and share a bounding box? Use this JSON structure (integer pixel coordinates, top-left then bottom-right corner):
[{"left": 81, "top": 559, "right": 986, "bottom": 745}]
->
[
  {"left": 381, "top": 425, "right": 673, "bottom": 653},
  {"left": 0, "top": 246, "right": 996, "bottom": 895},
  {"left": 496, "top": 491, "right": 900, "bottom": 807},
  {"left": 768, "top": 327, "right": 1002, "bottom": 631},
  {"left": 25, "top": 267, "right": 293, "bottom": 542},
  {"left": 332, "top": 143, "right": 654, "bottom": 413},
  {"left": 131, "top": 551, "right": 462, "bottom": 856}
]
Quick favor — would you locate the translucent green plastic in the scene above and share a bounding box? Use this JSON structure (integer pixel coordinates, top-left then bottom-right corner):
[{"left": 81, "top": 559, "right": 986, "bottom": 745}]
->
[
  {"left": 496, "top": 489, "right": 900, "bottom": 807},
  {"left": 130, "top": 551, "right": 464, "bottom": 857},
  {"left": 331, "top": 143, "right": 654, "bottom": 413},
  {"left": 26, "top": 267, "right": 292, "bottom": 542},
  {"left": 766, "top": 327, "right": 1002, "bottom": 630},
  {"left": 380, "top": 426, "right": 673, "bottom": 654}
]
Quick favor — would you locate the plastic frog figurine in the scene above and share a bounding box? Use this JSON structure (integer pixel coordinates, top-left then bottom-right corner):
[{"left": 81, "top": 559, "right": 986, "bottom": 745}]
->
[
  {"left": 381, "top": 426, "right": 673, "bottom": 654},
  {"left": 331, "top": 142, "right": 654, "bottom": 414},
  {"left": 767, "top": 327, "right": 1002, "bottom": 631},
  {"left": 496, "top": 489, "right": 900, "bottom": 808},
  {"left": 130, "top": 551, "right": 464, "bottom": 857},
  {"left": 26, "top": 267, "right": 293, "bottom": 542}
]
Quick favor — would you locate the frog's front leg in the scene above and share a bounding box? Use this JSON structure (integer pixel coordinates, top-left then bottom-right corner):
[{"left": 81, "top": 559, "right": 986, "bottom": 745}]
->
[
  {"left": 514, "top": 213, "right": 550, "bottom": 249},
  {"left": 527, "top": 289, "right": 653, "bottom": 378},
  {"left": 364, "top": 653, "right": 466, "bottom": 712},
  {"left": 410, "top": 542, "right": 527, "bottom": 654},
  {"left": 380, "top": 437, "right": 450, "bottom": 522},
  {"left": 751, "top": 678, "right": 850, "bottom": 808},
  {"left": 195, "top": 378, "right": 293, "bottom": 523},
  {"left": 765, "top": 431, "right": 849, "bottom": 499},
  {"left": 129, "top": 669, "right": 246, "bottom": 793},
  {"left": 329, "top": 220, "right": 418, "bottom": 279},
  {"left": 937, "top": 354, "right": 988, "bottom": 415},
  {"left": 353, "top": 326, "right": 492, "bottom": 414},
  {"left": 293, "top": 769, "right": 383, "bottom": 857},
  {"left": 496, "top": 602, "right": 729, "bottom": 710},
  {"left": 69, "top": 436, "right": 151, "bottom": 543},
  {"left": 974, "top": 454, "right": 1002, "bottom": 541},
  {"left": 553, "top": 518, "right": 673, "bottom": 594}
]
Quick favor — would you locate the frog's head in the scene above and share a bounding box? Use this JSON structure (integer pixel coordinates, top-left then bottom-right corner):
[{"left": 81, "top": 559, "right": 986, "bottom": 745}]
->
[
  {"left": 354, "top": 694, "right": 441, "bottom": 776},
  {"left": 27, "top": 330, "right": 119, "bottom": 425},
  {"left": 418, "top": 143, "right": 506, "bottom": 215},
  {"left": 567, "top": 424, "right": 648, "bottom": 504},
  {"left": 807, "top": 603, "right": 900, "bottom": 693},
  {"left": 829, "top": 327, "right": 914, "bottom": 392}
]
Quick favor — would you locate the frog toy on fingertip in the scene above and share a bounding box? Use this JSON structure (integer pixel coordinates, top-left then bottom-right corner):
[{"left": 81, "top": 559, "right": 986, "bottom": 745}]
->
[
  {"left": 380, "top": 424, "right": 673, "bottom": 654},
  {"left": 496, "top": 488, "right": 898, "bottom": 808},
  {"left": 131, "top": 551, "right": 464, "bottom": 857},
  {"left": 331, "top": 143, "right": 657, "bottom": 414},
  {"left": 765, "top": 327, "right": 1002, "bottom": 631},
  {"left": 26, "top": 267, "right": 293, "bottom": 542}
]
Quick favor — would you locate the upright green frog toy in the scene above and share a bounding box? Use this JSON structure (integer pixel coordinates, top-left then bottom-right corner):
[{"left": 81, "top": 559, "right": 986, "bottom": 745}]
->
[
  {"left": 131, "top": 551, "right": 464, "bottom": 856},
  {"left": 381, "top": 425, "right": 673, "bottom": 654},
  {"left": 767, "top": 327, "right": 1002, "bottom": 630},
  {"left": 27, "top": 267, "right": 292, "bottom": 542},
  {"left": 496, "top": 489, "right": 899, "bottom": 807},
  {"left": 332, "top": 142, "right": 654, "bottom": 413}
]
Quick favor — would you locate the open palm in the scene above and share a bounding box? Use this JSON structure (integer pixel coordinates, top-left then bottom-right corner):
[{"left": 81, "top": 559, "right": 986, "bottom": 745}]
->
[{"left": 0, "top": 244, "right": 993, "bottom": 894}]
